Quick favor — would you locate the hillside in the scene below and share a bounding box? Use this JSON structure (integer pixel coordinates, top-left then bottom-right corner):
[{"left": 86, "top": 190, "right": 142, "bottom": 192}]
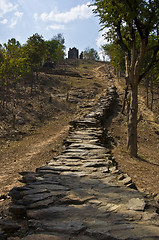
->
[
  {"left": 0, "top": 59, "right": 159, "bottom": 221},
  {"left": 0, "top": 59, "right": 111, "bottom": 217}
]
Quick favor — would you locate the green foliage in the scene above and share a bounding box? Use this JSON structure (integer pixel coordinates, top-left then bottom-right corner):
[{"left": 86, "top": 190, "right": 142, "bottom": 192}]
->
[
  {"left": 0, "top": 38, "right": 29, "bottom": 84},
  {"left": 24, "top": 33, "right": 47, "bottom": 71},
  {"left": 46, "top": 33, "right": 65, "bottom": 63},
  {"left": 92, "top": 0, "right": 159, "bottom": 81},
  {"left": 102, "top": 43, "right": 125, "bottom": 71},
  {"left": 83, "top": 47, "right": 100, "bottom": 61}
]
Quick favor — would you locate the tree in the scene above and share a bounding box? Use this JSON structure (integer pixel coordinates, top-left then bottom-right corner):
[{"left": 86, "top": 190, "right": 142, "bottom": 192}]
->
[
  {"left": 83, "top": 47, "right": 100, "bottom": 61},
  {"left": 92, "top": 0, "right": 159, "bottom": 157},
  {"left": 24, "top": 33, "right": 47, "bottom": 95},
  {"left": 0, "top": 39, "right": 28, "bottom": 106},
  {"left": 24, "top": 33, "right": 47, "bottom": 71},
  {"left": 46, "top": 33, "right": 65, "bottom": 63},
  {"left": 102, "top": 43, "right": 125, "bottom": 72}
]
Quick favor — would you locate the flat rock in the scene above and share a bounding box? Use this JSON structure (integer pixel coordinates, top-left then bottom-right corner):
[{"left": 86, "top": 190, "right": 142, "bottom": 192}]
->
[
  {"left": 63, "top": 149, "right": 88, "bottom": 153},
  {"left": 69, "top": 143, "right": 103, "bottom": 150},
  {"left": 27, "top": 197, "right": 57, "bottom": 209},
  {"left": 38, "top": 221, "right": 86, "bottom": 235},
  {"left": 23, "top": 193, "right": 53, "bottom": 205},
  {"left": 27, "top": 184, "right": 69, "bottom": 191},
  {"left": 22, "top": 234, "right": 67, "bottom": 240},
  {"left": 27, "top": 206, "right": 72, "bottom": 219},
  {"left": 64, "top": 162, "right": 82, "bottom": 167},
  {"left": 37, "top": 166, "right": 73, "bottom": 172},
  {"left": 22, "top": 188, "right": 49, "bottom": 196},
  {"left": 128, "top": 198, "right": 146, "bottom": 211},
  {"left": 83, "top": 162, "right": 107, "bottom": 168},
  {"left": 60, "top": 171, "right": 88, "bottom": 177},
  {"left": 60, "top": 192, "right": 94, "bottom": 205}
]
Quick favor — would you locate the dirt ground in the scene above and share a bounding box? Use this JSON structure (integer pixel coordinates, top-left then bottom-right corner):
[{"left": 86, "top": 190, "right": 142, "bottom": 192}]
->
[{"left": 0, "top": 59, "right": 159, "bottom": 220}]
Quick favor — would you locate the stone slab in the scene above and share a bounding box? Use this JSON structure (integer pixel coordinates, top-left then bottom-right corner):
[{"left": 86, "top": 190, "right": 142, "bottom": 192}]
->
[
  {"left": 23, "top": 193, "right": 53, "bottom": 205},
  {"left": 26, "top": 184, "right": 69, "bottom": 191},
  {"left": 22, "top": 234, "right": 67, "bottom": 240}
]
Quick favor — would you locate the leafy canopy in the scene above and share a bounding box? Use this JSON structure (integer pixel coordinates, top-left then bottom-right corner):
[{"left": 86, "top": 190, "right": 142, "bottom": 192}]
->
[
  {"left": 83, "top": 47, "right": 100, "bottom": 61},
  {"left": 46, "top": 33, "right": 65, "bottom": 63},
  {"left": 24, "top": 33, "right": 47, "bottom": 71},
  {"left": 92, "top": 0, "right": 159, "bottom": 82}
]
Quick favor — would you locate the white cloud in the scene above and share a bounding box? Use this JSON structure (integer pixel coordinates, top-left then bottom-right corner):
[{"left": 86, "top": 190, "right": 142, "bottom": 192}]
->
[
  {"left": 9, "top": 11, "right": 23, "bottom": 28},
  {"left": 0, "top": 18, "right": 8, "bottom": 24},
  {"left": 0, "top": 0, "right": 18, "bottom": 18},
  {"left": 0, "top": 0, "right": 23, "bottom": 28},
  {"left": 39, "top": 2, "right": 93, "bottom": 23},
  {"left": 46, "top": 24, "right": 65, "bottom": 30},
  {"left": 34, "top": 13, "right": 38, "bottom": 21},
  {"left": 96, "top": 29, "right": 110, "bottom": 61},
  {"left": 96, "top": 30, "right": 108, "bottom": 49},
  {"left": 14, "top": 11, "right": 23, "bottom": 18}
]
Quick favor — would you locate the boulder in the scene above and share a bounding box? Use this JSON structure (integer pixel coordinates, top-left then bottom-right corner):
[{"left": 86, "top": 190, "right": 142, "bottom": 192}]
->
[{"left": 128, "top": 198, "right": 146, "bottom": 211}]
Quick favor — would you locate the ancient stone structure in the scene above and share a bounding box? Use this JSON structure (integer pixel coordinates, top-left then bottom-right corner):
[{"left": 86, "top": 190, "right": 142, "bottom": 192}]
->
[
  {"left": 1, "top": 84, "right": 159, "bottom": 239},
  {"left": 80, "top": 51, "right": 83, "bottom": 59},
  {"left": 68, "top": 47, "right": 79, "bottom": 59}
]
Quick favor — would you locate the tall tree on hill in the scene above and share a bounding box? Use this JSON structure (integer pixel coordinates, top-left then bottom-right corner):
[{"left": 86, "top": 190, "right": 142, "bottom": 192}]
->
[
  {"left": 24, "top": 33, "right": 47, "bottom": 71},
  {"left": 83, "top": 47, "right": 100, "bottom": 61},
  {"left": 92, "top": 0, "right": 159, "bottom": 157},
  {"left": 46, "top": 33, "right": 65, "bottom": 63},
  {"left": 24, "top": 33, "right": 47, "bottom": 95},
  {"left": 0, "top": 39, "right": 28, "bottom": 106}
]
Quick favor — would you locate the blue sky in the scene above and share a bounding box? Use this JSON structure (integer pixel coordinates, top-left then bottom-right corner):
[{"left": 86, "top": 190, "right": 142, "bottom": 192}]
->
[{"left": 0, "top": 0, "right": 107, "bottom": 58}]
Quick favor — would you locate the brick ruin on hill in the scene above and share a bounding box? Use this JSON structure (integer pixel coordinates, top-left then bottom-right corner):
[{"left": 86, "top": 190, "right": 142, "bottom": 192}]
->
[{"left": 68, "top": 47, "right": 83, "bottom": 59}]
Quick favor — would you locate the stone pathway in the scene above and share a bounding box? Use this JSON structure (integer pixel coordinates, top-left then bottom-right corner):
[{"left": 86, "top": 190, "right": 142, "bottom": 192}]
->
[{"left": 2, "top": 86, "right": 159, "bottom": 240}]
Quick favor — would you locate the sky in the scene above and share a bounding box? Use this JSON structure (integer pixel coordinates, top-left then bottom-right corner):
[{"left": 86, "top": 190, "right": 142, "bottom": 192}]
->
[{"left": 0, "top": 0, "right": 108, "bottom": 58}]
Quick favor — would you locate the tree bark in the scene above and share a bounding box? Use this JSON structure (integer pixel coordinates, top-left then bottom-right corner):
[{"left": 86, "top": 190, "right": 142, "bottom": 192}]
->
[
  {"left": 127, "top": 84, "right": 138, "bottom": 157},
  {"left": 126, "top": 39, "right": 147, "bottom": 157}
]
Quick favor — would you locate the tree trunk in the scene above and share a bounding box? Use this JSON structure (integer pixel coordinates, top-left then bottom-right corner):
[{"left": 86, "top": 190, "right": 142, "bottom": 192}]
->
[
  {"left": 121, "top": 85, "right": 128, "bottom": 114},
  {"left": 127, "top": 84, "right": 138, "bottom": 157}
]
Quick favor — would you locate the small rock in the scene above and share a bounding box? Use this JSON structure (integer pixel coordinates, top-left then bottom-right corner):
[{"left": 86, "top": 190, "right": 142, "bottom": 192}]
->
[
  {"left": 121, "top": 176, "right": 132, "bottom": 185},
  {"left": 0, "top": 195, "right": 7, "bottom": 201},
  {"left": 127, "top": 183, "right": 138, "bottom": 190},
  {"left": 128, "top": 198, "right": 146, "bottom": 211},
  {"left": 142, "top": 212, "right": 158, "bottom": 221},
  {"left": 9, "top": 188, "right": 23, "bottom": 200},
  {"left": 21, "top": 174, "right": 37, "bottom": 183},
  {"left": 117, "top": 174, "right": 125, "bottom": 181}
]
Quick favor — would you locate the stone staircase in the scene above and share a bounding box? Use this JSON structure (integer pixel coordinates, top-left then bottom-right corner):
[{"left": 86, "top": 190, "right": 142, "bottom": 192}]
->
[{"left": 2, "top": 86, "right": 159, "bottom": 240}]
